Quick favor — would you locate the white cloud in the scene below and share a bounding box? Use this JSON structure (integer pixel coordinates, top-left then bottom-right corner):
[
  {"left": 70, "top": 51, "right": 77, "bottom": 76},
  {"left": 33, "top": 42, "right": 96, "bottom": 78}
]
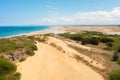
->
[{"left": 40, "top": 7, "right": 120, "bottom": 25}]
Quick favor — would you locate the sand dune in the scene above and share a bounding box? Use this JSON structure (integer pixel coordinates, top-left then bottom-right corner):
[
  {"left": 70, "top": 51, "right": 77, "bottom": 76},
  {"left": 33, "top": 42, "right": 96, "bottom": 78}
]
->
[{"left": 17, "top": 40, "right": 104, "bottom": 80}]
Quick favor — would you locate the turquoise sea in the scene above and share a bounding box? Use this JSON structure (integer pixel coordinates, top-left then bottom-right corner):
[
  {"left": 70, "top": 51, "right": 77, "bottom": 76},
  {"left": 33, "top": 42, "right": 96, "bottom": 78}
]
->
[{"left": 0, "top": 26, "right": 50, "bottom": 38}]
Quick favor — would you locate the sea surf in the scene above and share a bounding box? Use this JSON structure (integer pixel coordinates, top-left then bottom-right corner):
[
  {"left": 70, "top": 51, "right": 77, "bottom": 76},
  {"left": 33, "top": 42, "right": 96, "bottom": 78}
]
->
[{"left": 0, "top": 26, "right": 50, "bottom": 38}]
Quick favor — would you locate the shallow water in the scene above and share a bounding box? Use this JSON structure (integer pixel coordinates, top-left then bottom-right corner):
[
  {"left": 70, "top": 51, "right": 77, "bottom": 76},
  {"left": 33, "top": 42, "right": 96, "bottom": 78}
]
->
[{"left": 0, "top": 26, "right": 49, "bottom": 38}]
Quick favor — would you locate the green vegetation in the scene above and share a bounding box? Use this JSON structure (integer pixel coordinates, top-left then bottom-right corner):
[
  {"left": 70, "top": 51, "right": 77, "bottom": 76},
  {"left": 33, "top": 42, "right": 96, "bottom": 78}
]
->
[
  {"left": 112, "top": 52, "right": 119, "bottom": 61},
  {"left": 6, "top": 72, "right": 21, "bottom": 80},
  {"left": 81, "top": 38, "right": 89, "bottom": 45},
  {"left": 100, "top": 37, "right": 113, "bottom": 43},
  {"left": 59, "top": 31, "right": 120, "bottom": 52},
  {"left": 107, "top": 37, "right": 120, "bottom": 51},
  {"left": 117, "top": 46, "right": 120, "bottom": 52},
  {"left": 0, "top": 59, "right": 16, "bottom": 76},
  {"left": 106, "top": 42, "right": 113, "bottom": 47},
  {"left": 27, "top": 43, "right": 38, "bottom": 51},
  {"left": 0, "top": 36, "right": 38, "bottom": 56},
  {"left": 19, "top": 58, "right": 26, "bottom": 62},
  {"left": 59, "top": 32, "right": 120, "bottom": 80},
  {"left": 27, "top": 36, "right": 35, "bottom": 40},
  {"left": 117, "top": 58, "right": 120, "bottom": 65},
  {"left": 35, "top": 38, "right": 45, "bottom": 42},
  {"left": 0, "top": 59, "right": 20, "bottom": 80},
  {"left": 59, "top": 33, "right": 83, "bottom": 40},
  {"left": 0, "top": 35, "right": 46, "bottom": 80},
  {"left": 0, "top": 39, "right": 23, "bottom": 52},
  {"left": 109, "top": 70, "right": 120, "bottom": 80},
  {"left": 43, "top": 33, "right": 52, "bottom": 36}
]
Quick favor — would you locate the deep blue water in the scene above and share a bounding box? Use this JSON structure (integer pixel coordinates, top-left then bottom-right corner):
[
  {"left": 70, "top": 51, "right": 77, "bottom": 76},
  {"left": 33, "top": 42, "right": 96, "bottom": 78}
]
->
[{"left": 0, "top": 26, "right": 50, "bottom": 38}]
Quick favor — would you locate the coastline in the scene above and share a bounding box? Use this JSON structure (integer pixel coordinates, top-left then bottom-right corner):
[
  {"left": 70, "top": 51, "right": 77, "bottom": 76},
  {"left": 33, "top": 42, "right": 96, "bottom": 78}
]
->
[
  {"left": 0, "top": 26, "right": 66, "bottom": 38},
  {"left": 2, "top": 25, "right": 120, "bottom": 80},
  {"left": 1, "top": 25, "right": 120, "bottom": 39}
]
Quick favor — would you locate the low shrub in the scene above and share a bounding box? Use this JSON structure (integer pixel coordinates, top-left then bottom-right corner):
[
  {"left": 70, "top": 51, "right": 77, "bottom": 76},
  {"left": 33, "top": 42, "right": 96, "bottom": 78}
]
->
[
  {"left": 6, "top": 72, "right": 21, "bottom": 80},
  {"left": 0, "top": 59, "right": 17, "bottom": 80},
  {"left": 109, "top": 70, "right": 120, "bottom": 80},
  {"left": 111, "top": 52, "right": 119, "bottom": 61},
  {"left": 27, "top": 36, "right": 35, "bottom": 40},
  {"left": 70, "top": 35, "right": 83, "bottom": 41},
  {"left": 24, "top": 48, "right": 34, "bottom": 56},
  {"left": 89, "top": 38, "right": 99, "bottom": 45},
  {"left": 44, "top": 33, "right": 51, "bottom": 36},
  {"left": 35, "top": 38, "right": 45, "bottom": 42},
  {"left": 117, "top": 46, "right": 120, "bottom": 52},
  {"left": 100, "top": 37, "right": 113, "bottom": 43},
  {"left": 81, "top": 38, "right": 89, "bottom": 45},
  {"left": 117, "top": 57, "right": 120, "bottom": 65},
  {"left": 19, "top": 58, "right": 26, "bottom": 62},
  {"left": 0, "top": 39, "right": 23, "bottom": 52},
  {"left": 28, "top": 43, "right": 38, "bottom": 51},
  {"left": 0, "top": 59, "right": 16, "bottom": 76},
  {"left": 106, "top": 42, "right": 113, "bottom": 47}
]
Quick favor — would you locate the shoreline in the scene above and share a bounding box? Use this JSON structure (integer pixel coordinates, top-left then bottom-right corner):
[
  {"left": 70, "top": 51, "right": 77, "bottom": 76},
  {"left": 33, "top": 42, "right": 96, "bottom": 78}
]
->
[
  {"left": 1, "top": 25, "right": 120, "bottom": 39},
  {"left": 0, "top": 26, "right": 66, "bottom": 39}
]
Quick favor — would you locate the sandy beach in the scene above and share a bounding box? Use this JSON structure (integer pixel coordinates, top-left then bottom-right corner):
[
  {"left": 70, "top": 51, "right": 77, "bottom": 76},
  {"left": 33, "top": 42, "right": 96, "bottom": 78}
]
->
[
  {"left": 17, "top": 36, "right": 104, "bottom": 80},
  {"left": 63, "top": 26, "right": 120, "bottom": 35}
]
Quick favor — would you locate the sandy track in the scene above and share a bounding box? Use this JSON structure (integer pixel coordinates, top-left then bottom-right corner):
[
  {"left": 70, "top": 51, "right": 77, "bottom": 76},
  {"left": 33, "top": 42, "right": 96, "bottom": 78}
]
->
[{"left": 17, "top": 42, "right": 104, "bottom": 80}]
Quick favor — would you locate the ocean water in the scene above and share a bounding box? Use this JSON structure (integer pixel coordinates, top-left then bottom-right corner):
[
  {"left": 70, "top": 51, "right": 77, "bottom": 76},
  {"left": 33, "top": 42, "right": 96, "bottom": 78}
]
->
[{"left": 0, "top": 26, "right": 50, "bottom": 38}]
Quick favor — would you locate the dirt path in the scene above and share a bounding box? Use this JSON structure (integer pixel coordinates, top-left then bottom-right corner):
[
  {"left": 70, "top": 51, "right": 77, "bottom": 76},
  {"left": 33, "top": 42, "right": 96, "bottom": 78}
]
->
[{"left": 17, "top": 42, "right": 104, "bottom": 80}]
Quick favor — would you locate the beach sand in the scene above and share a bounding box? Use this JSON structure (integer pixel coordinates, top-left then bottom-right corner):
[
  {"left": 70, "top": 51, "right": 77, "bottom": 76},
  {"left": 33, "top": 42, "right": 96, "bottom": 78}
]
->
[
  {"left": 17, "top": 37, "right": 104, "bottom": 80},
  {"left": 63, "top": 26, "right": 120, "bottom": 35}
]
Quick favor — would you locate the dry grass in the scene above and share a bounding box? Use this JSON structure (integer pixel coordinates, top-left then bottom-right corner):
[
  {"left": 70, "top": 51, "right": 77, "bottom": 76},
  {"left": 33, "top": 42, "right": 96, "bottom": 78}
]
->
[{"left": 69, "top": 44, "right": 120, "bottom": 79}]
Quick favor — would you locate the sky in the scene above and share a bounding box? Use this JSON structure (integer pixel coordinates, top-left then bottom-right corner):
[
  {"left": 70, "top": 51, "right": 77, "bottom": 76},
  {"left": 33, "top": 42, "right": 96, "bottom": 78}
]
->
[{"left": 0, "top": 0, "right": 120, "bottom": 26}]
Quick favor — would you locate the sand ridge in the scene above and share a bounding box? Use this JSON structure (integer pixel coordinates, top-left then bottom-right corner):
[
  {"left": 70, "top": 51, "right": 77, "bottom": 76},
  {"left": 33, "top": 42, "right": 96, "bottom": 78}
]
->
[{"left": 17, "top": 37, "right": 104, "bottom": 80}]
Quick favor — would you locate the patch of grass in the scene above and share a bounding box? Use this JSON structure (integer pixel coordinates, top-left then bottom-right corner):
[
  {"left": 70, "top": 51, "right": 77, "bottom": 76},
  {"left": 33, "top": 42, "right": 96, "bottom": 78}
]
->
[
  {"left": 59, "top": 33, "right": 74, "bottom": 38},
  {"left": 117, "top": 58, "right": 120, "bottom": 65},
  {"left": 82, "top": 31, "right": 105, "bottom": 37},
  {"left": 59, "top": 32, "right": 120, "bottom": 52},
  {"left": 27, "top": 36, "right": 35, "bottom": 40},
  {"left": 109, "top": 70, "right": 120, "bottom": 80},
  {"left": 0, "top": 59, "right": 18, "bottom": 80},
  {"left": 0, "top": 38, "right": 23, "bottom": 53},
  {"left": 35, "top": 38, "right": 45, "bottom": 42},
  {"left": 110, "top": 37, "right": 120, "bottom": 50},
  {"left": 19, "top": 58, "right": 26, "bottom": 62},
  {"left": 6, "top": 72, "right": 21, "bottom": 80},
  {"left": 27, "top": 43, "right": 38, "bottom": 51},
  {"left": 0, "top": 59, "right": 16, "bottom": 76},
  {"left": 43, "top": 33, "right": 51, "bottom": 36}
]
